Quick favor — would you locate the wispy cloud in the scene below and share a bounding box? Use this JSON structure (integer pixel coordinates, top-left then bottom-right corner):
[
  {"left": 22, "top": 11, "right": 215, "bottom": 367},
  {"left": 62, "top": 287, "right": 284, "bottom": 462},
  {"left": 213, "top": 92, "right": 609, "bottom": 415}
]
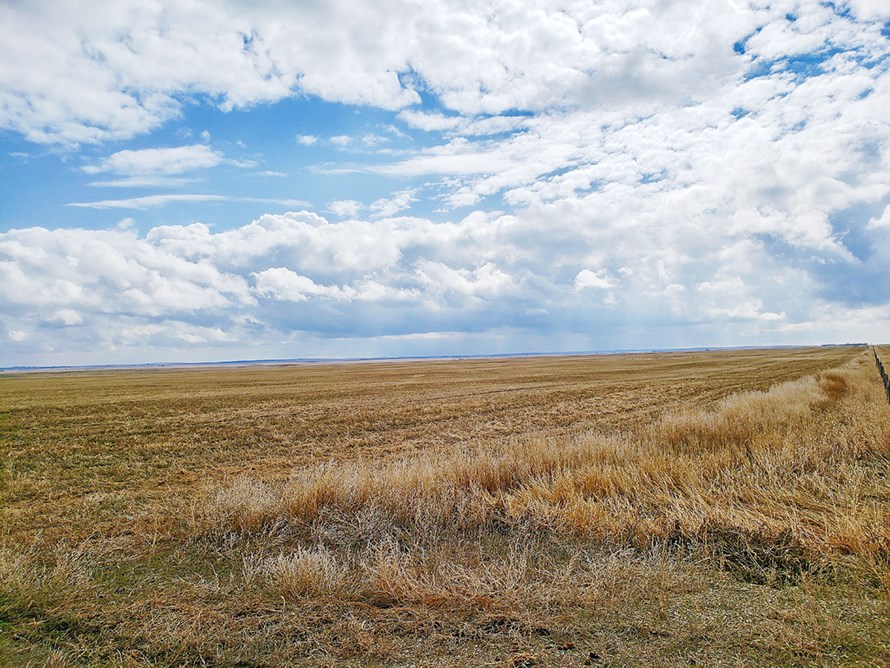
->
[
  {"left": 369, "top": 189, "right": 417, "bottom": 218},
  {"left": 329, "top": 135, "right": 352, "bottom": 147},
  {"left": 397, "top": 110, "right": 461, "bottom": 132},
  {"left": 66, "top": 195, "right": 311, "bottom": 210},
  {"left": 67, "top": 194, "right": 226, "bottom": 209},
  {"left": 82, "top": 145, "right": 225, "bottom": 176},
  {"left": 87, "top": 176, "right": 202, "bottom": 188}
]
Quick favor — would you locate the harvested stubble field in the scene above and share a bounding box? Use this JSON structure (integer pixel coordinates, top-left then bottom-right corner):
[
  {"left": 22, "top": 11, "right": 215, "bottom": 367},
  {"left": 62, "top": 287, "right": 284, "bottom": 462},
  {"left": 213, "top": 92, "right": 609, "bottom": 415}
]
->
[{"left": 1, "top": 346, "right": 888, "bottom": 666}]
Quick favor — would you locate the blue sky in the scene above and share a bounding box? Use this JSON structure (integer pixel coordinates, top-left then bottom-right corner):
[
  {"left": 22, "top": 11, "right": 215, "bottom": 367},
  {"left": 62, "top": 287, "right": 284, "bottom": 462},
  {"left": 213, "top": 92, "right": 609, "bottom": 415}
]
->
[{"left": 2, "top": 0, "right": 890, "bottom": 367}]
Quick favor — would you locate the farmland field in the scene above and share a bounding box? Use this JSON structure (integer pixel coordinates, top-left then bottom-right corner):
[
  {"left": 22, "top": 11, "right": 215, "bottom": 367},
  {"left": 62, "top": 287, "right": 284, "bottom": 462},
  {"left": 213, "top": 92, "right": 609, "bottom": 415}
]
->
[{"left": 1, "top": 346, "right": 888, "bottom": 666}]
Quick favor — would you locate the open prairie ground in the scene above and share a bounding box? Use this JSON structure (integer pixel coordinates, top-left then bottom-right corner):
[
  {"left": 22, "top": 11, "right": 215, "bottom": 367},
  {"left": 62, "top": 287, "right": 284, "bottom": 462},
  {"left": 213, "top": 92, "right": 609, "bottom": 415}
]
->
[{"left": 1, "top": 346, "right": 888, "bottom": 666}]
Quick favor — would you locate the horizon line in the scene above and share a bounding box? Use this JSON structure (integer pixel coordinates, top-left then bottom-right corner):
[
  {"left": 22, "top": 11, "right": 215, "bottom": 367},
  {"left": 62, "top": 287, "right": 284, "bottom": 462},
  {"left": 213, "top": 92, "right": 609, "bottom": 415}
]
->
[{"left": 0, "top": 342, "right": 871, "bottom": 374}]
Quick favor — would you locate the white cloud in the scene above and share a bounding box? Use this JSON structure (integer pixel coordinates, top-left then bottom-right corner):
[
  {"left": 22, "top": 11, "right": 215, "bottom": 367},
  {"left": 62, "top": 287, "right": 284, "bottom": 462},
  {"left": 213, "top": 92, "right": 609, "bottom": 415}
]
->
[
  {"left": 87, "top": 176, "right": 200, "bottom": 188},
  {"left": 361, "top": 133, "right": 390, "bottom": 147},
  {"left": 575, "top": 269, "right": 616, "bottom": 290},
  {"left": 369, "top": 189, "right": 417, "bottom": 218},
  {"left": 48, "top": 309, "right": 84, "bottom": 326},
  {"left": 695, "top": 277, "right": 765, "bottom": 321},
  {"left": 0, "top": 0, "right": 768, "bottom": 144},
  {"left": 2, "top": 204, "right": 890, "bottom": 366},
  {"left": 66, "top": 194, "right": 310, "bottom": 210},
  {"left": 329, "top": 135, "right": 352, "bottom": 147},
  {"left": 0, "top": 226, "right": 254, "bottom": 322},
  {"left": 82, "top": 145, "right": 224, "bottom": 175},
  {"left": 328, "top": 200, "right": 362, "bottom": 217},
  {"left": 415, "top": 260, "right": 515, "bottom": 303},
  {"left": 296, "top": 135, "right": 318, "bottom": 145},
  {"left": 867, "top": 205, "right": 890, "bottom": 229},
  {"left": 67, "top": 194, "right": 228, "bottom": 209},
  {"left": 3, "top": 1, "right": 888, "bottom": 156},
  {"left": 253, "top": 267, "right": 355, "bottom": 302},
  {"left": 398, "top": 110, "right": 461, "bottom": 132}
]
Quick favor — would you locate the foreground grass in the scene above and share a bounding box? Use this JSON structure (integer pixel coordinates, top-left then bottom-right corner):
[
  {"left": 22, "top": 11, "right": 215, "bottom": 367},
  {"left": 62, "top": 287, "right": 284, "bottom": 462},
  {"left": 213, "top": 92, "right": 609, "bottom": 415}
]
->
[{"left": 1, "top": 347, "right": 888, "bottom": 666}]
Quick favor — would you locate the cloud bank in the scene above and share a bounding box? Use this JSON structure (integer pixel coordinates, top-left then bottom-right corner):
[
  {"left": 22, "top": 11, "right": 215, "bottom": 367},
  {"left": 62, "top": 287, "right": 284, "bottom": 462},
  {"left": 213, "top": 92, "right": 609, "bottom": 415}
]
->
[
  {"left": 3, "top": 0, "right": 885, "bottom": 146},
  {"left": 4, "top": 202, "right": 890, "bottom": 364}
]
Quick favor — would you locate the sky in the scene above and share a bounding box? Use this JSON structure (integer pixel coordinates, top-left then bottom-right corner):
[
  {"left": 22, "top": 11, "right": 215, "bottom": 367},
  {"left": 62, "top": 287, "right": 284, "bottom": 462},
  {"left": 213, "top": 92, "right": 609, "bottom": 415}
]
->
[{"left": 1, "top": 0, "right": 890, "bottom": 367}]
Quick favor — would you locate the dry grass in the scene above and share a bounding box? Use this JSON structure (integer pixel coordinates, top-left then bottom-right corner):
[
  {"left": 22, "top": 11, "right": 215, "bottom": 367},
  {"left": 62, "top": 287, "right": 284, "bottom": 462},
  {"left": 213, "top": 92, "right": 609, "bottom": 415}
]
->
[
  {"left": 203, "top": 356, "right": 888, "bottom": 583},
  {"left": 1, "top": 346, "right": 888, "bottom": 666}
]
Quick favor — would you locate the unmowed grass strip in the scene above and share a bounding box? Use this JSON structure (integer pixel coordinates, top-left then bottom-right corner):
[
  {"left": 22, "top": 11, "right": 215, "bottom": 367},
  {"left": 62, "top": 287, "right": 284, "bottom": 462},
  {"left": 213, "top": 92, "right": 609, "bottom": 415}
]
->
[{"left": 205, "top": 356, "right": 889, "bottom": 584}]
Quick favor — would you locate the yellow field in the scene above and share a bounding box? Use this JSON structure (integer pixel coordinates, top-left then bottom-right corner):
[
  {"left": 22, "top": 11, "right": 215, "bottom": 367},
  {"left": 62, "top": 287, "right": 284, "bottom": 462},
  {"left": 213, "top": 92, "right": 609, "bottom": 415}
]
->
[{"left": 1, "top": 346, "right": 888, "bottom": 666}]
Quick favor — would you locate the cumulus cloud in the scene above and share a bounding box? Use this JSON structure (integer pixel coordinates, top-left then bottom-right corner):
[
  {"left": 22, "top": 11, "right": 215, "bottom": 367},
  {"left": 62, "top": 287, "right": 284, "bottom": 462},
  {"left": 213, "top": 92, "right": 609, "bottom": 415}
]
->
[
  {"left": 575, "top": 269, "right": 616, "bottom": 290},
  {"left": 328, "top": 200, "right": 362, "bottom": 218},
  {"left": 0, "top": 0, "right": 851, "bottom": 145},
  {"left": 3, "top": 200, "right": 889, "bottom": 365},
  {"left": 253, "top": 267, "right": 355, "bottom": 302},
  {"left": 414, "top": 260, "right": 515, "bottom": 304}
]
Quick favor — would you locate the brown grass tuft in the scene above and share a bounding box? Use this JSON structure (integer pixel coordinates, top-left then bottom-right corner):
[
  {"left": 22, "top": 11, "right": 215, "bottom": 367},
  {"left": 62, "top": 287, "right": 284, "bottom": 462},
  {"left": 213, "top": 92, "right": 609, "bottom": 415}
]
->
[
  {"left": 262, "top": 545, "right": 352, "bottom": 599},
  {"left": 209, "top": 476, "right": 281, "bottom": 534}
]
